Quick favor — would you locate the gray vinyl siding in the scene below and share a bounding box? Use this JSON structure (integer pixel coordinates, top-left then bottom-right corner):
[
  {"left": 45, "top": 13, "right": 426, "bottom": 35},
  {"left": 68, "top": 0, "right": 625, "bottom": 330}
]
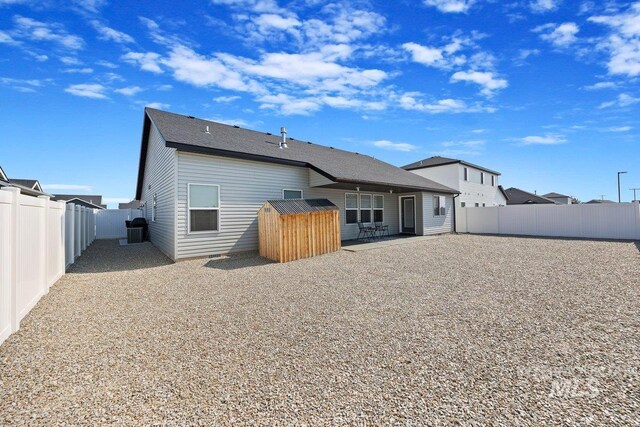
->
[
  {"left": 141, "top": 125, "right": 176, "bottom": 259},
  {"left": 175, "top": 152, "right": 402, "bottom": 259},
  {"left": 422, "top": 192, "right": 454, "bottom": 235}
]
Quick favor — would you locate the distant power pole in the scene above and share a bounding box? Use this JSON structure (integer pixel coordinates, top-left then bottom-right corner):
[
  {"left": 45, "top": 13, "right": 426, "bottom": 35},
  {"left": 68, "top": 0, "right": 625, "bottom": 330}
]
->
[
  {"left": 599, "top": 194, "right": 605, "bottom": 201},
  {"left": 617, "top": 171, "right": 627, "bottom": 203},
  {"left": 631, "top": 187, "right": 640, "bottom": 202}
]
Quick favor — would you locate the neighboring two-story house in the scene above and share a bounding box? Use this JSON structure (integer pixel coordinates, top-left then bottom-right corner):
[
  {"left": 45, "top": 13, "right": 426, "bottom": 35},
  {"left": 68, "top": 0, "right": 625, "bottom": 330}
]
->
[
  {"left": 542, "top": 192, "right": 572, "bottom": 204},
  {"left": 402, "top": 156, "right": 507, "bottom": 207}
]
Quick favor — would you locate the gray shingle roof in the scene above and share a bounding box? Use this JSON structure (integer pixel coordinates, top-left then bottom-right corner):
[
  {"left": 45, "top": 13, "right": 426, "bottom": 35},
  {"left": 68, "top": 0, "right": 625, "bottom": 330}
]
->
[
  {"left": 10, "top": 179, "right": 41, "bottom": 191},
  {"left": 401, "top": 156, "right": 501, "bottom": 175},
  {"left": 267, "top": 199, "right": 338, "bottom": 214},
  {"left": 543, "top": 192, "right": 570, "bottom": 198},
  {"left": 585, "top": 199, "right": 615, "bottom": 204},
  {"left": 140, "top": 108, "right": 458, "bottom": 197},
  {"left": 504, "top": 187, "right": 558, "bottom": 205}
]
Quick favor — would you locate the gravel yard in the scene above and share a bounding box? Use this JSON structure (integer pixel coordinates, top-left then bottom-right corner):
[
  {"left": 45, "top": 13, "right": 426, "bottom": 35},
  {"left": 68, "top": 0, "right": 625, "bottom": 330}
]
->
[{"left": 1, "top": 235, "right": 639, "bottom": 426}]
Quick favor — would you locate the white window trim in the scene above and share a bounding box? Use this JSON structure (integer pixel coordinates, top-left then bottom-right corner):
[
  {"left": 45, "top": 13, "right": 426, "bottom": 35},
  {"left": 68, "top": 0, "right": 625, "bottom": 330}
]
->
[
  {"left": 359, "top": 194, "right": 373, "bottom": 224},
  {"left": 491, "top": 175, "right": 496, "bottom": 187},
  {"left": 481, "top": 172, "right": 485, "bottom": 185},
  {"left": 345, "top": 192, "right": 358, "bottom": 224},
  {"left": 187, "top": 183, "right": 221, "bottom": 234},
  {"left": 282, "top": 188, "right": 303, "bottom": 199},
  {"left": 433, "top": 195, "right": 446, "bottom": 217},
  {"left": 373, "top": 194, "right": 384, "bottom": 223},
  {"left": 397, "top": 195, "right": 416, "bottom": 234}
]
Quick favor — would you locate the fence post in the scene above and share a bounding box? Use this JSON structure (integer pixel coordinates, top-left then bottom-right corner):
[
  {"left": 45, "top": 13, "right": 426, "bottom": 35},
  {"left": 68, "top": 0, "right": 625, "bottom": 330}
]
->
[
  {"left": 38, "top": 195, "right": 50, "bottom": 294},
  {"left": 59, "top": 201, "right": 66, "bottom": 276},
  {"left": 5, "top": 187, "right": 20, "bottom": 334},
  {"left": 66, "top": 203, "right": 74, "bottom": 267},
  {"left": 75, "top": 205, "right": 81, "bottom": 258}
]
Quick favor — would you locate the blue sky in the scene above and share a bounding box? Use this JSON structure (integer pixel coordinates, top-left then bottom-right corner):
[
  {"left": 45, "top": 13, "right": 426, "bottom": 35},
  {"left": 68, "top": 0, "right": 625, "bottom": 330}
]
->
[{"left": 1, "top": 0, "right": 639, "bottom": 206}]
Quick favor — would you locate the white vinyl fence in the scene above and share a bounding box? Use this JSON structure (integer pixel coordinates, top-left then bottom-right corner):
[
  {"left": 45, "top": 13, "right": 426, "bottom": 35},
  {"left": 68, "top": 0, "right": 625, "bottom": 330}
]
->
[
  {"left": 456, "top": 202, "right": 640, "bottom": 240},
  {"left": 1, "top": 187, "right": 96, "bottom": 346},
  {"left": 95, "top": 208, "right": 142, "bottom": 239}
]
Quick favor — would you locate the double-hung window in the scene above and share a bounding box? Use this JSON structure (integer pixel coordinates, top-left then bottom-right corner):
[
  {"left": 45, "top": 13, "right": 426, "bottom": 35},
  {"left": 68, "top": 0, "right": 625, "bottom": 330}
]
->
[
  {"left": 480, "top": 172, "right": 485, "bottom": 185},
  {"left": 345, "top": 193, "right": 358, "bottom": 224},
  {"left": 283, "top": 189, "right": 303, "bottom": 199},
  {"left": 433, "top": 195, "right": 446, "bottom": 216},
  {"left": 188, "top": 183, "right": 220, "bottom": 233},
  {"left": 464, "top": 167, "right": 469, "bottom": 181},
  {"left": 360, "top": 194, "right": 372, "bottom": 223},
  {"left": 373, "top": 195, "right": 384, "bottom": 222},
  {"left": 491, "top": 175, "right": 496, "bottom": 187}
]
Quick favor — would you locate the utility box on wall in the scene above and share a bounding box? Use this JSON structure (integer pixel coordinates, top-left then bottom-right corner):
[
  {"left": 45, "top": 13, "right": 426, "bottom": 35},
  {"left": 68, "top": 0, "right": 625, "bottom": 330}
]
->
[{"left": 258, "top": 199, "right": 341, "bottom": 263}]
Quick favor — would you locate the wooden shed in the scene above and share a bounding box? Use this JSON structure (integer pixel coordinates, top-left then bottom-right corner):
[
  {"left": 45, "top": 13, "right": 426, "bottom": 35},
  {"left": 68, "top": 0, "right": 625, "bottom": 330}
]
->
[{"left": 258, "top": 199, "right": 341, "bottom": 263}]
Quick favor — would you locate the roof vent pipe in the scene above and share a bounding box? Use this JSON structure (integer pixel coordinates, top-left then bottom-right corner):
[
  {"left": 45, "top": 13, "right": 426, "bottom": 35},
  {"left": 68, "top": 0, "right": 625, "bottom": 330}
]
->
[
  {"left": 205, "top": 125, "right": 210, "bottom": 134},
  {"left": 280, "top": 127, "right": 288, "bottom": 149}
]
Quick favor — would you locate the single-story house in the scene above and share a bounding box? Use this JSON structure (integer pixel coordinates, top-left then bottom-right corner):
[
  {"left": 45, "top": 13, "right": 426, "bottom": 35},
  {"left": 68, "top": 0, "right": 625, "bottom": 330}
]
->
[
  {"left": 585, "top": 199, "right": 615, "bottom": 204},
  {"left": 542, "top": 192, "right": 572, "bottom": 204},
  {"left": 0, "top": 166, "right": 49, "bottom": 198},
  {"left": 52, "top": 194, "right": 107, "bottom": 210},
  {"left": 504, "top": 187, "right": 558, "bottom": 205},
  {"left": 135, "top": 108, "right": 459, "bottom": 261},
  {"left": 9, "top": 179, "right": 43, "bottom": 193}
]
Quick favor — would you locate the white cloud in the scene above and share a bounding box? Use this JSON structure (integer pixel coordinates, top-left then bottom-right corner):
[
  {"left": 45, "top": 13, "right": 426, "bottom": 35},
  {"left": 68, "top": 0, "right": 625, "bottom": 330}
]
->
[
  {"left": 258, "top": 93, "right": 321, "bottom": 115},
  {"left": 213, "top": 95, "right": 241, "bottom": 103},
  {"left": 372, "top": 140, "right": 418, "bottom": 152},
  {"left": 530, "top": 0, "right": 560, "bottom": 13},
  {"left": 12, "top": 15, "right": 84, "bottom": 50},
  {"left": 471, "top": 128, "right": 486, "bottom": 133},
  {"left": 534, "top": 22, "right": 579, "bottom": 47},
  {"left": 583, "top": 81, "right": 617, "bottom": 90},
  {"left": 450, "top": 70, "right": 508, "bottom": 96},
  {"left": 599, "top": 93, "right": 640, "bottom": 108},
  {"left": 514, "top": 134, "right": 567, "bottom": 145},
  {"left": 255, "top": 13, "right": 300, "bottom": 31},
  {"left": 423, "top": 0, "right": 477, "bottom": 13},
  {"left": 402, "top": 42, "right": 445, "bottom": 67},
  {"left": 122, "top": 51, "right": 163, "bottom": 73},
  {"left": 607, "top": 126, "right": 632, "bottom": 132},
  {"left": 211, "top": 0, "right": 283, "bottom": 14},
  {"left": 60, "top": 56, "right": 81, "bottom": 65},
  {"left": 589, "top": 3, "right": 640, "bottom": 77},
  {"left": 143, "top": 102, "right": 170, "bottom": 109},
  {"left": 115, "top": 86, "right": 143, "bottom": 96},
  {"left": 42, "top": 184, "right": 92, "bottom": 191},
  {"left": 0, "top": 30, "right": 18, "bottom": 45},
  {"left": 0, "top": 76, "right": 46, "bottom": 93},
  {"left": 63, "top": 67, "right": 93, "bottom": 73},
  {"left": 398, "top": 92, "right": 495, "bottom": 114},
  {"left": 71, "top": 0, "right": 107, "bottom": 13},
  {"left": 64, "top": 83, "right": 108, "bottom": 99},
  {"left": 90, "top": 20, "right": 135, "bottom": 44}
]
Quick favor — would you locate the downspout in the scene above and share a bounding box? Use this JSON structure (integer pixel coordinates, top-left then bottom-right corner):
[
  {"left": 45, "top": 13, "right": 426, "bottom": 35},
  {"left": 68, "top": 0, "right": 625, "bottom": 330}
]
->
[{"left": 452, "top": 193, "right": 460, "bottom": 233}]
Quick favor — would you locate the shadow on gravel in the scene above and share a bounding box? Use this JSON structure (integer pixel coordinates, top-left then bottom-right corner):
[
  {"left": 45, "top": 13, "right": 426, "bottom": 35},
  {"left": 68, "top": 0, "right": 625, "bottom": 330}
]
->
[
  {"left": 635, "top": 241, "right": 640, "bottom": 254},
  {"left": 68, "top": 240, "right": 173, "bottom": 273},
  {"left": 205, "top": 252, "right": 274, "bottom": 271}
]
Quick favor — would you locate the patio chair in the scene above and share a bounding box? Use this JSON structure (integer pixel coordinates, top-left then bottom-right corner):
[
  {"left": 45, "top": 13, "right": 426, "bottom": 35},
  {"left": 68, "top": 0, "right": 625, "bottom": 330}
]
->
[
  {"left": 357, "top": 221, "right": 376, "bottom": 241},
  {"left": 374, "top": 221, "right": 390, "bottom": 239}
]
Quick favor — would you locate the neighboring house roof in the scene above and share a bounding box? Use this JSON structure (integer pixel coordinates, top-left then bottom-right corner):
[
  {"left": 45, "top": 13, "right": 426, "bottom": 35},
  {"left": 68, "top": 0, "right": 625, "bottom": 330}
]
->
[
  {"left": 52, "top": 194, "right": 106, "bottom": 209},
  {"left": 498, "top": 185, "right": 509, "bottom": 201},
  {"left": 504, "top": 187, "right": 558, "bottom": 205},
  {"left": 137, "top": 108, "right": 458, "bottom": 200},
  {"left": 119, "top": 200, "right": 142, "bottom": 209},
  {"left": 585, "top": 199, "right": 615, "bottom": 204},
  {"left": 55, "top": 197, "right": 106, "bottom": 210},
  {"left": 0, "top": 167, "right": 49, "bottom": 197},
  {"left": 401, "top": 156, "right": 501, "bottom": 176},
  {"left": 10, "top": 179, "right": 42, "bottom": 192},
  {"left": 543, "top": 192, "right": 570, "bottom": 198},
  {"left": 267, "top": 199, "right": 338, "bottom": 214},
  {"left": 0, "top": 166, "right": 7, "bottom": 181}
]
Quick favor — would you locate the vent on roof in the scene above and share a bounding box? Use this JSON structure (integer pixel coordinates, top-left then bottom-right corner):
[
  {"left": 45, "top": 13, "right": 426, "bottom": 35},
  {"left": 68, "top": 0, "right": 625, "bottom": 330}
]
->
[
  {"left": 233, "top": 125, "right": 240, "bottom": 128},
  {"left": 280, "top": 127, "right": 288, "bottom": 149},
  {"left": 266, "top": 132, "right": 272, "bottom": 135},
  {"left": 187, "top": 115, "right": 195, "bottom": 119},
  {"left": 204, "top": 125, "right": 210, "bottom": 134}
]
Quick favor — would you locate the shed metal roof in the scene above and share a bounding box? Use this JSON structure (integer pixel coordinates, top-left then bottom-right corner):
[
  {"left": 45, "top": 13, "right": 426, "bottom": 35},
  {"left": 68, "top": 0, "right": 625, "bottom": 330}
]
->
[
  {"left": 266, "top": 198, "right": 338, "bottom": 214},
  {"left": 137, "top": 108, "right": 458, "bottom": 199}
]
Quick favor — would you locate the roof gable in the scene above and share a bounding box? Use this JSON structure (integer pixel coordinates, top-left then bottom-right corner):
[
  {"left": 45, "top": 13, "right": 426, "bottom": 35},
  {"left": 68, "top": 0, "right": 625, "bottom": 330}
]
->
[
  {"left": 402, "top": 156, "right": 501, "bottom": 176},
  {"left": 137, "top": 108, "right": 458, "bottom": 199},
  {"left": 505, "top": 187, "right": 557, "bottom": 204},
  {"left": 10, "top": 179, "right": 42, "bottom": 192}
]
